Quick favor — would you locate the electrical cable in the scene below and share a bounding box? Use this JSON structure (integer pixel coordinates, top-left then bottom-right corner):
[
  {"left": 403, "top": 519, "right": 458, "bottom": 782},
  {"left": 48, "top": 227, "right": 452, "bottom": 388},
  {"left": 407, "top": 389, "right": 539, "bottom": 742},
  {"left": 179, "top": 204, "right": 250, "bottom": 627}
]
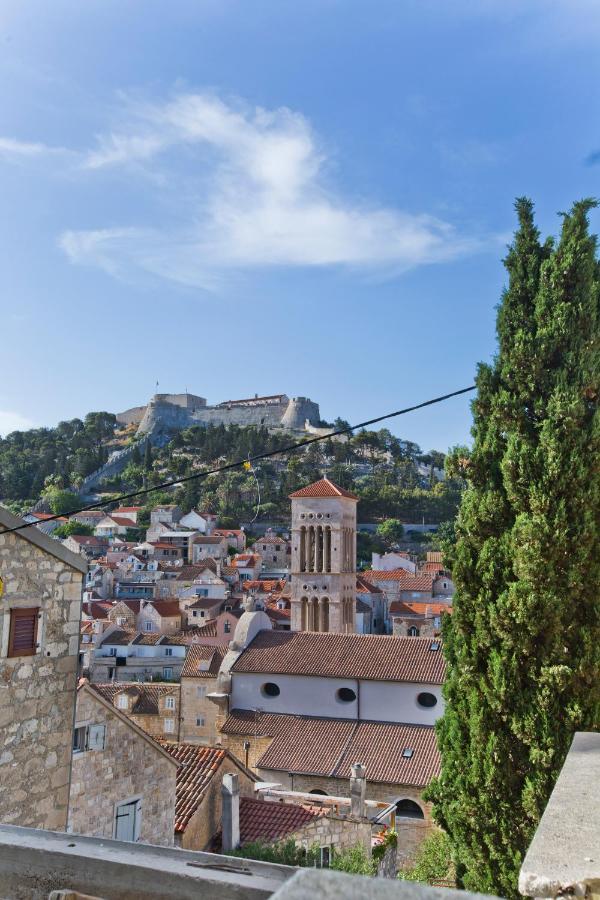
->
[{"left": 0, "top": 384, "right": 476, "bottom": 536}]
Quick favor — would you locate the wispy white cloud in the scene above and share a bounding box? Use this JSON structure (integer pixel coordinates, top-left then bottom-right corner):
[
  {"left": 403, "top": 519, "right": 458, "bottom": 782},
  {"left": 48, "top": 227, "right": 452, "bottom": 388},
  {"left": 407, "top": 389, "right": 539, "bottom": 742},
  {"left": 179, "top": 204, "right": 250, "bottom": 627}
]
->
[
  {"left": 0, "top": 136, "right": 71, "bottom": 162},
  {"left": 57, "top": 92, "right": 482, "bottom": 288},
  {"left": 0, "top": 409, "right": 36, "bottom": 435}
]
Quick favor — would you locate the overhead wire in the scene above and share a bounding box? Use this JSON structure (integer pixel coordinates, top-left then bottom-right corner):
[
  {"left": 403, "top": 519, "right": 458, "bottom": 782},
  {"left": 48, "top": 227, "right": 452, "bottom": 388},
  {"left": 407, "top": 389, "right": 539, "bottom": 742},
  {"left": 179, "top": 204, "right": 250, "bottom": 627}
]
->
[{"left": 0, "top": 384, "right": 476, "bottom": 536}]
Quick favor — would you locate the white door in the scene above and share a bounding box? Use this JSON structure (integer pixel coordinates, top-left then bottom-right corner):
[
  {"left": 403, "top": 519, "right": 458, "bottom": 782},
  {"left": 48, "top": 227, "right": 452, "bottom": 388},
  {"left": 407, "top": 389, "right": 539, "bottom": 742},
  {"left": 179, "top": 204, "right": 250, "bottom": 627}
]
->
[{"left": 115, "top": 799, "right": 141, "bottom": 842}]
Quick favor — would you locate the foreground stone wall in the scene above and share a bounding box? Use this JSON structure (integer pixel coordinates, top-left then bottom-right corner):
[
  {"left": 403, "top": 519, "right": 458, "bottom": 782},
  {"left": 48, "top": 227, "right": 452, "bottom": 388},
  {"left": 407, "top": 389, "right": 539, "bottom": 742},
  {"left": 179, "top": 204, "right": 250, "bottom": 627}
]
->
[
  {"left": 69, "top": 688, "right": 177, "bottom": 846},
  {"left": 292, "top": 814, "right": 372, "bottom": 856},
  {"left": 0, "top": 529, "right": 84, "bottom": 831}
]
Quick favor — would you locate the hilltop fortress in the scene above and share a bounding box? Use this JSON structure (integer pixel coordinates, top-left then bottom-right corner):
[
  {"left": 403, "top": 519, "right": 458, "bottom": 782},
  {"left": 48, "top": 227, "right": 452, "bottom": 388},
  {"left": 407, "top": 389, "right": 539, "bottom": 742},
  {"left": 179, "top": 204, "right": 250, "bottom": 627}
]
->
[
  {"left": 117, "top": 392, "right": 322, "bottom": 440},
  {"left": 78, "top": 392, "right": 323, "bottom": 494}
]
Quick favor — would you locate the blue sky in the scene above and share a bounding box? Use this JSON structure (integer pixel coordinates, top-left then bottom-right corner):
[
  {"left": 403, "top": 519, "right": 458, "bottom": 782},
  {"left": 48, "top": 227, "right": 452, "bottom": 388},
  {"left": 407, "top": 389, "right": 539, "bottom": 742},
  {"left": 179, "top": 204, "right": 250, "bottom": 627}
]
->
[{"left": 1, "top": 0, "right": 599, "bottom": 453}]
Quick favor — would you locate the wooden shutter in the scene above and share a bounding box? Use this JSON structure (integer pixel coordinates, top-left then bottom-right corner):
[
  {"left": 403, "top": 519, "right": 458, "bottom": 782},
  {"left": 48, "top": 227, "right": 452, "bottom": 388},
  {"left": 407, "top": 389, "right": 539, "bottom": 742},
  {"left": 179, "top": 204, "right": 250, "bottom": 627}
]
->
[{"left": 8, "top": 607, "right": 39, "bottom": 657}]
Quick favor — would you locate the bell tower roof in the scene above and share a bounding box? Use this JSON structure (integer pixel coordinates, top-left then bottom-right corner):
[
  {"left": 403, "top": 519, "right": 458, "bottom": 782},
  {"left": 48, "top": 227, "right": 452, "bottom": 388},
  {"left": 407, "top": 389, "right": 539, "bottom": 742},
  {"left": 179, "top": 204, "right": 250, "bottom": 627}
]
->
[{"left": 289, "top": 477, "right": 359, "bottom": 501}]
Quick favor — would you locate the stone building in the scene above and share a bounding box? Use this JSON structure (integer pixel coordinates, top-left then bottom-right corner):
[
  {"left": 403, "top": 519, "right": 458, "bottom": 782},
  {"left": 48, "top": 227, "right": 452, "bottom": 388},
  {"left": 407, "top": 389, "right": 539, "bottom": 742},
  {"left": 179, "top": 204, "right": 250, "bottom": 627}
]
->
[
  {"left": 180, "top": 644, "right": 229, "bottom": 745},
  {"left": 89, "top": 682, "right": 182, "bottom": 740},
  {"left": 69, "top": 682, "right": 178, "bottom": 845},
  {"left": 252, "top": 530, "right": 290, "bottom": 570},
  {"left": 289, "top": 478, "right": 359, "bottom": 634},
  {"left": 0, "top": 505, "right": 86, "bottom": 831},
  {"left": 165, "top": 743, "right": 256, "bottom": 851}
]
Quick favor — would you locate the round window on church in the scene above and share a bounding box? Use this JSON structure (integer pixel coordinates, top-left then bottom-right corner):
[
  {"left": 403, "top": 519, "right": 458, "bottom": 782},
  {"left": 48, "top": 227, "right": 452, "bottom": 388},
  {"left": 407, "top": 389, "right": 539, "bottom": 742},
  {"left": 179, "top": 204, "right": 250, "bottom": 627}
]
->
[
  {"left": 417, "top": 692, "right": 438, "bottom": 708},
  {"left": 336, "top": 687, "right": 357, "bottom": 703},
  {"left": 261, "top": 682, "right": 281, "bottom": 698}
]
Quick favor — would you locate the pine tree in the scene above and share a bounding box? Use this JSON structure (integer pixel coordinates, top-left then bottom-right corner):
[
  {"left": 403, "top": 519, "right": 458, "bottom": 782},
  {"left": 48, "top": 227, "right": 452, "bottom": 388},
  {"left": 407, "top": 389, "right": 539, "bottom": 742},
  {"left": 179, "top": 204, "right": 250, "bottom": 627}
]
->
[{"left": 426, "top": 199, "right": 600, "bottom": 898}]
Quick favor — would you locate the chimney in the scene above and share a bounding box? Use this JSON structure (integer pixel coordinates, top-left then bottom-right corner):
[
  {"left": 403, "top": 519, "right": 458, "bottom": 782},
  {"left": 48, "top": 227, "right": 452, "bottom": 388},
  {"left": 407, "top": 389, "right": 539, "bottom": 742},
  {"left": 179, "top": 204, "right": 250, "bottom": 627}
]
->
[
  {"left": 350, "top": 763, "right": 366, "bottom": 818},
  {"left": 216, "top": 560, "right": 221, "bottom": 578},
  {"left": 221, "top": 773, "right": 240, "bottom": 852}
]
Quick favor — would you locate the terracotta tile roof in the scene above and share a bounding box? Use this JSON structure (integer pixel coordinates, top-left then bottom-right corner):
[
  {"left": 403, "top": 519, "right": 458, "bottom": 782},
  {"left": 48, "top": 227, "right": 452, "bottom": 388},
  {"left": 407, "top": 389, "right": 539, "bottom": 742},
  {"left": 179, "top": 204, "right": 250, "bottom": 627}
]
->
[
  {"left": 231, "top": 632, "right": 445, "bottom": 684},
  {"left": 420, "top": 562, "right": 447, "bottom": 575},
  {"left": 244, "top": 579, "right": 287, "bottom": 592},
  {"left": 187, "top": 596, "right": 224, "bottom": 611},
  {"left": 176, "top": 562, "right": 218, "bottom": 580},
  {"left": 67, "top": 535, "right": 107, "bottom": 546},
  {"left": 426, "top": 552, "right": 443, "bottom": 563},
  {"left": 192, "top": 535, "right": 227, "bottom": 545},
  {"left": 131, "top": 632, "right": 163, "bottom": 645},
  {"left": 222, "top": 711, "right": 440, "bottom": 787},
  {"left": 151, "top": 600, "right": 182, "bottom": 617},
  {"left": 83, "top": 600, "right": 112, "bottom": 619},
  {"left": 389, "top": 601, "right": 452, "bottom": 618},
  {"left": 90, "top": 682, "right": 178, "bottom": 718},
  {"left": 181, "top": 643, "right": 228, "bottom": 677},
  {"left": 110, "top": 516, "right": 137, "bottom": 528},
  {"left": 213, "top": 529, "right": 245, "bottom": 537},
  {"left": 183, "top": 620, "right": 218, "bottom": 638},
  {"left": 114, "top": 506, "right": 143, "bottom": 514},
  {"left": 239, "top": 797, "right": 321, "bottom": 844},
  {"left": 356, "top": 574, "right": 382, "bottom": 594},
  {"left": 362, "top": 571, "right": 435, "bottom": 592},
  {"left": 100, "top": 628, "right": 135, "bottom": 646},
  {"left": 254, "top": 534, "right": 287, "bottom": 545},
  {"left": 234, "top": 553, "right": 260, "bottom": 566},
  {"left": 151, "top": 542, "right": 184, "bottom": 550},
  {"left": 289, "top": 478, "right": 359, "bottom": 500},
  {"left": 160, "top": 743, "right": 227, "bottom": 832}
]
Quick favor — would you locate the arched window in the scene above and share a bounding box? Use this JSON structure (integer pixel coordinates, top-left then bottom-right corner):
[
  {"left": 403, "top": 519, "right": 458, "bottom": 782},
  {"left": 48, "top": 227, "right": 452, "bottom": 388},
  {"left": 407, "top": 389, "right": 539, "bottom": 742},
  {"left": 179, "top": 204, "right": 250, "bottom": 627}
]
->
[
  {"left": 408, "top": 625, "right": 420, "bottom": 637},
  {"left": 395, "top": 799, "right": 424, "bottom": 819},
  {"left": 309, "top": 789, "right": 328, "bottom": 796}
]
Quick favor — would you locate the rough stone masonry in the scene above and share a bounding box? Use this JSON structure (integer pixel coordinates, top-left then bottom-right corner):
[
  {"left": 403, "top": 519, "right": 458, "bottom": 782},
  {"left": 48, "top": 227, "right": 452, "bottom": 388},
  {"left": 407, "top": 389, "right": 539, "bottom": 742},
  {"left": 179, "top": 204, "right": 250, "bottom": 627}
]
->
[{"left": 0, "top": 506, "right": 86, "bottom": 831}]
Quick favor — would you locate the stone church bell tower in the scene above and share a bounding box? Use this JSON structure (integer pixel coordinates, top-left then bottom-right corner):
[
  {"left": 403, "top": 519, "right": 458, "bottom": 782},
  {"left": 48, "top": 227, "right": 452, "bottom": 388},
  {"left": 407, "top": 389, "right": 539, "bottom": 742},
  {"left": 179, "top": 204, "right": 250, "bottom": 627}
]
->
[{"left": 289, "top": 478, "right": 358, "bottom": 634}]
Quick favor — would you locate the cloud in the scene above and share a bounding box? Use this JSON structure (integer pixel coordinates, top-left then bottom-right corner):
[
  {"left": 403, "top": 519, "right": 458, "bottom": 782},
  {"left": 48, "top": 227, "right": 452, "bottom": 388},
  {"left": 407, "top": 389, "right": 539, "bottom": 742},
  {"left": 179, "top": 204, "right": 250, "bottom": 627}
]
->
[
  {"left": 0, "top": 409, "right": 36, "bottom": 435},
  {"left": 58, "top": 92, "right": 481, "bottom": 288},
  {"left": 0, "top": 136, "right": 68, "bottom": 161}
]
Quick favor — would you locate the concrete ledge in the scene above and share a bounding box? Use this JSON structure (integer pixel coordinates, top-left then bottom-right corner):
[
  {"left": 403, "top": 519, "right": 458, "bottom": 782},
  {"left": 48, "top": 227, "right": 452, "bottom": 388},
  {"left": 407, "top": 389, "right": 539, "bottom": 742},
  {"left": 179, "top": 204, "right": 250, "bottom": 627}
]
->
[
  {"left": 0, "top": 824, "right": 292, "bottom": 900},
  {"left": 519, "top": 732, "right": 600, "bottom": 898},
  {"left": 271, "top": 869, "right": 496, "bottom": 900}
]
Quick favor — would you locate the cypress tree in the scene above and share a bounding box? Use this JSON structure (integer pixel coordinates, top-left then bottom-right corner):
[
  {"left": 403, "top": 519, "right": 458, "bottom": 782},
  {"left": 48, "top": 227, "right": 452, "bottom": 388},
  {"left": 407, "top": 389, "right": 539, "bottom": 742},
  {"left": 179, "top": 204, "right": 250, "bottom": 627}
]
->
[{"left": 426, "top": 199, "right": 600, "bottom": 898}]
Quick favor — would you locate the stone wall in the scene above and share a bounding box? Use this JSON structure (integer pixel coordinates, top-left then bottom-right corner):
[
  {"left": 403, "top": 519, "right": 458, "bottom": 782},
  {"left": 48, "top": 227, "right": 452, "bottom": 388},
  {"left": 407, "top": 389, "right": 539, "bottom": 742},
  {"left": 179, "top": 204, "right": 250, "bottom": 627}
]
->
[
  {"left": 292, "top": 813, "right": 372, "bottom": 856},
  {"left": 180, "top": 675, "right": 223, "bottom": 745},
  {"left": 69, "top": 688, "right": 177, "bottom": 846},
  {"left": 0, "top": 527, "right": 84, "bottom": 831}
]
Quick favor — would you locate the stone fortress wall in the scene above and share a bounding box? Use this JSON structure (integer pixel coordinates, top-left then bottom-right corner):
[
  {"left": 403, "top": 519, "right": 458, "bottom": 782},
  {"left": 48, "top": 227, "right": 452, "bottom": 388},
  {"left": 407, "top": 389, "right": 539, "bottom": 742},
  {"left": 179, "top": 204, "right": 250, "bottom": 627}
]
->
[
  {"left": 81, "top": 392, "right": 321, "bottom": 494},
  {"left": 119, "top": 392, "right": 321, "bottom": 439}
]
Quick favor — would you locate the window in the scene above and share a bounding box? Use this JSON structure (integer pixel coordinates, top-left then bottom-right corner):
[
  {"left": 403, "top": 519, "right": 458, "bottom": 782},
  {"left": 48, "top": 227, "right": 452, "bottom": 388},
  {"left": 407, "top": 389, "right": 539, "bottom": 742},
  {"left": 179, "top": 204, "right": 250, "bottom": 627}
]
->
[
  {"left": 336, "top": 687, "right": 357, "bottom": 703},
  {"left": 196, "top": 686, "right": 206, "bottom": 698},
  {"left": 73, "top": 724, "right": 106, "bottom": 753},
  {"left": 116, "top": 617, "right": 127, "bottom": 626},
  {"left": 408, "top": 626, "right": 420, "bottom": 637},
  {"left": 402, "top": 748, "right": 414, "bottom": 758},
  {"left": 417, "top": 692, "right": 438, "bottom": 708},
  {"left": 164, "top": 718, "right": 175, "bottom": 733},
  {"left": 320, "top": 847, "right": 331, "bottom": 869},
  {"left": 196, "top": 717, "right": 205, "bottom": 727},
  {"left": 144, "top": 621, "right": 153, "bottom": 632},
  {"left": 115, "top": 798, "right": 142, "bottom": 842},
  {"left": 263, "top": 545, "right": 267, "bottom": 550},
  {"left": 109, "top": 647, "right": 118, "bottom": 657},
  {"left": 273, "top": 556, "right": 277, "bottom": 562},
  {"left": 165, "top": 647, "right": 173, "bottom": 657},
  {"left": 443, "top": 582, "right": 448, "bottom": 589},
  {"left": 224, "top": 621, "right": 231, "bottom": 634},
  {"left": 192, "top": 610, "right": 198, "bottom": 617},
  {"left": 117, "top": 695, "right": 129, "bottom": 710},
  {"left": 8, "top": 607, "right": 39, "bottom": 657},
  {"left": 163, "top": 667, "right": 173, "bottom": 679},
  {"left": 261, "top": 682, "right": 280, "bottom": 698},
  {"left": 165, "top": 696, "right": 176, "bottom": 710}
]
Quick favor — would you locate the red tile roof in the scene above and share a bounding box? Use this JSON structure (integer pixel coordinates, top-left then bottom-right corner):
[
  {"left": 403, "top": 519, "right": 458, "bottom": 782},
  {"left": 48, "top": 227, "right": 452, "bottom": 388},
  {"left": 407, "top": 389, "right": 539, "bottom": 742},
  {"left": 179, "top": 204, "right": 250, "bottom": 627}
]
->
[
  {"left": 239, "top": 797, "right": 321, "bottom": 844},
  {"left": 114, "top": 506, "right": 142, "bottom": 514},
  {"left": 162, "top": 744, "right": 227, "bottom": 832},
  {"left": 289, "top": 478, "right": 359, "bottom": 500},
  {"left": 176, "top": 562, "right": 218, "bottom": 580},
  {"left": 90, "top": 683, "right": 178, "bottom": 719},
  {"left": 181, "top": 643, "right": 228, "bottom": 678},
  {"left": 362, "top": 572, "right": 435, "bottom": 592},
  {"left": 234, "top": 554, "right": 260, "bottom": 566},
  {"left": 420, "top": 562, "right": 447, "bottom": 575},
  {"left": 389, "top": 601, "right": 452, "bottom": 618},
  {"left": 183, "top": 620, "right": 218, "bottom": 638},
  {"left": 222, "top": 711, "right": 440, "bottom": 787},
  {"left": 231, "top": 632, "right": 445, "bottom": 684},
  {"left": 356, "top": 574, "right": 382, "bottom": 594},
  {"left": 110, "top": 516, "right": 137, "bottom": 528}
]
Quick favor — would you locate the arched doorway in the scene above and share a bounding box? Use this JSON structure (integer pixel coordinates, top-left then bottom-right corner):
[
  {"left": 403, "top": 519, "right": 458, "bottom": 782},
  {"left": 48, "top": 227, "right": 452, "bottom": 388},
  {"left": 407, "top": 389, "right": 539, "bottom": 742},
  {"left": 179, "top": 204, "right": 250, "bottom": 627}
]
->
[{"left": 395, "top": 798, "right": 424, "bottom": 819}]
